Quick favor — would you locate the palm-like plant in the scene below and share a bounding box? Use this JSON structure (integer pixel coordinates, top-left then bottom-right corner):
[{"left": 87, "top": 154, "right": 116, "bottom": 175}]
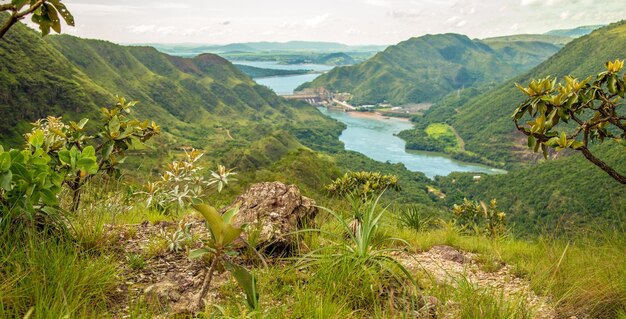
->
[
  {"left": 297, "top": 193, "right": 416, "bottom": 304},
  {"left": 189, "top": 204, "right": 259, "bottom": 310}
]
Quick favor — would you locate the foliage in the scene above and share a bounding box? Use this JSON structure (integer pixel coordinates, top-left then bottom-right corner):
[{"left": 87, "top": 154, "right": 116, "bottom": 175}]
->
[
  {"left": 139, "top": 149, "right": 235, "bottom": 213},
  {"left": 0, "top": 0, "right": 74, "bottom": 38},
  {"left": 299, "top": 33, "right": 559, "bottom": 105},
  {"left": 189, "top": 204, "right": 259, "bottom": 310},
  {"left": 26, "top": 96, "right": 159, "bottom": 212},
  {"left": 325, "top": 171, "right": 400, "bottom": 201},
  {"left": 513, "top": 60, "right": 626, "bottom": 183},
  {"left": 0, "top": 144, "right": 63, "bottom": 224},
  {"left": 163, "top": 221, "right": 194, "bottom": 252},
  {"left": 297, "top": 193, "right": 417, "bottom": 311},
  {"left": 394, "top": 204, "right": 433, "bottom": 232},
  {"left": 453, "top": 198, "right": 507, "bottom": 239}
]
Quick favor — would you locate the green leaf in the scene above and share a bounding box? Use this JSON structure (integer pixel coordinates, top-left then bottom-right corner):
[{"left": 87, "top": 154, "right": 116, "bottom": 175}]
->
[
  {"left": 223, "top": 260, "right": 259, "bottom": 310},
  {"left": 527, "top": 135, "right": 536, "bottom": 149},
  {"left": 58, "top": 148, "right": 71, "bottom": 165},
  {"left": 109, "top": 116, "right": 120, "bottom": 135},
  {"left": 40, "top": 188, "right": 58, "bottom": 206},
  {"left": 188, "top": 247, "right": 211, "bottom": 259},
  {"left": 0, "top": 171, "right": 12, "bottom": 191},
  {"left": 47, "top": 0, "right": 74, "bottom": 26},
  {"left": 0, "top": 152, "right": 11, "bottom": 172},
  {"left": 193, "top": 204, "right": 242, "bottom": 246},
  {"left": 76, "top": 158, "right": 98, "bottom": 175},
  {"left": 28, "top": 130, "right": 45, "bottom": 148},
  {"left": 82, "top": 145, "right": 96, "bottom": 158},
  {"left": 43, "top": 3, "right": 61, "bottom": 33},
  {"left": 222, "top": 207, "right": 238, "bottom": 224}
]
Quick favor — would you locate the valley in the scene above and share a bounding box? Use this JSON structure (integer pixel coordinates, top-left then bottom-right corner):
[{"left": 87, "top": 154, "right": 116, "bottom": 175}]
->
[{"left": 0, "top": 3, "right": 624, "bottom": 319}]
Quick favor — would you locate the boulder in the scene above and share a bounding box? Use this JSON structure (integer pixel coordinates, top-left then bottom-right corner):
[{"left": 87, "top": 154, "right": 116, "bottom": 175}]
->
[{"left": 222, "top": 181, "right": 317, "bottom": 251}]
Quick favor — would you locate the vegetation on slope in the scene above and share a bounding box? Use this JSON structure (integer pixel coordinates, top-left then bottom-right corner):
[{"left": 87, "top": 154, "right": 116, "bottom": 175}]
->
[
  {"left": 298, "top": 33, "right": 561, "bottom": 105},
  {"left": 233, "top": 64, "right": 312, "bottom": 78}
]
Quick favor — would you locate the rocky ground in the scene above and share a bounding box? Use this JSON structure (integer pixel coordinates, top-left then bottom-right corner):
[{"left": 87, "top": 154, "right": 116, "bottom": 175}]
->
[{"left": 395, "top": 245, "right": 557, "bottom": 319}]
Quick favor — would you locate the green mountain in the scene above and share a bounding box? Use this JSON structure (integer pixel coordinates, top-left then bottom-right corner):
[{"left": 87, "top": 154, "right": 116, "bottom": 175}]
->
[
  {"left": 0, "top": 19, "right": 439, "bottom": 207},
  {"left": 0, "top": 20, "right": 342, "bottom": 154},
  {"left": 546, "top": 25, "right": 604, "bottom": 38},
  {"left": 419, "top": 21, "right": 626, "bottom": 165},
  {"left": 482, "top": 34, "right": 572, "bottom": 46},
  {"left": 407, "top": 22, "right": 626, "bottom": 231},
  {"left": 314, "top": 52, "right": 356, "bottom": 65},
  {"left": 298, "top": 33, "right": 560, "bottom": 105}
]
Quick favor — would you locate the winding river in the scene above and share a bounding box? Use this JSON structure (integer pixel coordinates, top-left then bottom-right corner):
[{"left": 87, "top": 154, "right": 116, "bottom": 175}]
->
[{"left": 239, "top": 60, "right": 505, "bottom": 178}]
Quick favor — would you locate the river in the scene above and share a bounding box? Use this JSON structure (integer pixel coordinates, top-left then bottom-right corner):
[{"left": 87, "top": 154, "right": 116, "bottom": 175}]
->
[
  {"left": 233, "top": 61, "right": 334, "bottom": 95},
  {"left": 239, "top": 60, "right": 505, "bottom": 178}
]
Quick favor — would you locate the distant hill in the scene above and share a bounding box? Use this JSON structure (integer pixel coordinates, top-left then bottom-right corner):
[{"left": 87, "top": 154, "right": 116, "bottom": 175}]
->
[
  {"left": 482, "top": 34, "right": 572, "bottom": 46},
  {"left": 298, "top": 33, "right": 561, "bottom": 105},
  {"left": 545, "top": 25, "right": 604, "bottom": 38},
  {"left": 430, "top": 21, "right": 626, "bottom": 165},
  {"left": 314, "top": 52, "right": 356, "bottom": 65},
  {"left": 140, "top": 41, "right": 387, "bottom": 57},
  {"left": 234, "top": 64, "right": 312, "bottom": 78},
  {"left": 402, "top": 22, "right": 626, "bottom": 229}
]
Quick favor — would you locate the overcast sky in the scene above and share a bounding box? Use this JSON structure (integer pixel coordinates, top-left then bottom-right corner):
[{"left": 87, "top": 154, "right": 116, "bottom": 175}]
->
[{"left": 54, "top": 0, "right": 626, "bottom": 45}]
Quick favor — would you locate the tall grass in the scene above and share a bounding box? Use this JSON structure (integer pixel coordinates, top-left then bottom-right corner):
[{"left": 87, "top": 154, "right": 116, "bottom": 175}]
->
[
  {"left": 0, "top": 224, "right": 119, "bottom": 318},
  {"left": 398, "top": 224, "right": 626, "bottom": 318}
]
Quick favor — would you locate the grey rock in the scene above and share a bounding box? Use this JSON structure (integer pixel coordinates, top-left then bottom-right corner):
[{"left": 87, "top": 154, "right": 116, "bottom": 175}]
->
[{"left": 223, "top": 181, "right": 317, "bottom": 251}]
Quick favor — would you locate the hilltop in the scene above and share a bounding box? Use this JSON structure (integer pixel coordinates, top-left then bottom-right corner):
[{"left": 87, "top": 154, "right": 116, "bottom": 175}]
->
[{"left": 298, "top": 33, "right": 561, "bottom": 105}]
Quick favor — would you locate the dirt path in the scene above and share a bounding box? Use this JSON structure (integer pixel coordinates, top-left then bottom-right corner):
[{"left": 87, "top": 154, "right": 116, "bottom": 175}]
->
[
  {"left": 449, "top": 126, "right": 465, "bottom": 151},
  {"left": 395, "top": 245, "right": 556, "bottom": 319}
]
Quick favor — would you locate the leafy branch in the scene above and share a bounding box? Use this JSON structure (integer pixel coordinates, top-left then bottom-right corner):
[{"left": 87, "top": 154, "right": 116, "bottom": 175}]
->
[{"left": 513, "top": 59, "right": 626, "bottom": 184}]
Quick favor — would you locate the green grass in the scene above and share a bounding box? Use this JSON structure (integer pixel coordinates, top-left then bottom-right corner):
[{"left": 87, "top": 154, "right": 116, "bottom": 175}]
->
[{"left": 0, "top": 227, "right": 119, "bottom": 318}]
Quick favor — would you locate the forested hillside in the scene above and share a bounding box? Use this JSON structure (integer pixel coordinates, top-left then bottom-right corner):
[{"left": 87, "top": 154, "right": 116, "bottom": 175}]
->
[
  {"left": 422, "top": 21, "right": 626, "bottom": 165},
  {"left": 298, "top": 33, "right": 561, "bottom": 105},
  {"left": 0, "top": 20, "right": 345, "bottom": 159}
]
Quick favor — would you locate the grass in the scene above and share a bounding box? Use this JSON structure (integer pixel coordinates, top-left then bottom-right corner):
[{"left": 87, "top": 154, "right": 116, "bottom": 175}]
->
[
  {"left": 0, "top": 226, "right": 119, "bottom": 319},
  {"left": 1, "top": 179, "right": 624, "bottom": 318}
]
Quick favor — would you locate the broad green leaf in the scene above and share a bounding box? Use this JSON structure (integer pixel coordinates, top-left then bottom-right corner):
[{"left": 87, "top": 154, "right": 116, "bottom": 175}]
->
[
  {"left": 0, "top": 152, "right": 11, "bottom": 172},
  {"left": 223, "top": 260, "right": 259, "bottom": 310},
  {"left": 193, "top": 204, "right": 242, "bottom": 246},
  {"left": 188, "top": 247, "right": 211, "bottom": 259},
  {"left": 0, "top": 171, "right": 12, "bottom": 191},
  {"left": 109, "top": 116, "right": 120, "bottom": 135},
  {"left": 222, "top": 207, "right": 238, "bottom": 224},
  {"left": 28, "top": 130, "right": 45, "bottom": 148},
  {"left": 82, "top": 145, "right": 96, "bottom": 158},
  {"left": 58, "top": 148, "right": 71, "bottom": 165},
  {"left": 76, "top": 158, "right": 98, "bottom": 174},
  {"left": 43, "top": 3, "right": 61, "bottom": 33},
  {"left": 47, "top": 0, "right": 74, "bottom": 26}
]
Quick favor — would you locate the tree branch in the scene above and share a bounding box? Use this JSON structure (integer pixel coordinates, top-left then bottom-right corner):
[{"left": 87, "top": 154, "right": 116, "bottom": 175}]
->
[
  {"left": 579, "top": 146, "right": 626, "bottom": 184},
  {"left": 0, "top": 0, "right": 46, "bottom": 39}
]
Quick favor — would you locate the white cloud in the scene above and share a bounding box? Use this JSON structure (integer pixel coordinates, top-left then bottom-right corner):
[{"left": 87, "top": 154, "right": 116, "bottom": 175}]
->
[
  {"left": 154, "top": 2, "right": 191, "bottom": 9},
  {"left": 456, "top": 20, "right": 467, "bottom": 27},
  {"left": 364, "top": 0, "right": 389, "bottom": 6},
  {"left": 387, "top": 9, "right": 423, "bottom": 19},
  {"left": 305, "top": 13, "right": 331, "bottom": 28},
  {"left": 127, "top": 24, "right": 157, "bottom": 33}
]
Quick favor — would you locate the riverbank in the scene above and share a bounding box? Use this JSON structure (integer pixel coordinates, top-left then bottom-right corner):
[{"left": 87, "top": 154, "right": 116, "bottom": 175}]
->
[{"left": 347, "top": 110, "right": 410, "bottom": 121}]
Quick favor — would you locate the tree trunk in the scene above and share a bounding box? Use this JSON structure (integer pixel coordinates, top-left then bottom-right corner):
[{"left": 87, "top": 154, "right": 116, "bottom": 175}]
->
[
  {"left": 579, "top": 147, "right": 626, "bottom": 184},
  {"left": 196, "top": 252, "right": 220, "bottom": 309}
]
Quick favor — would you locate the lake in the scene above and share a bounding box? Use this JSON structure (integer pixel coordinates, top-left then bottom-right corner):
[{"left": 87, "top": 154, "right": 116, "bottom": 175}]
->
[
  {"left": 241, "top": 60, "right": 505, "bottom": 178},
  {"left": 318, "top": 108, "right": 505, "bottom": 178},
  {"left": 232, "top": 61, "right": 333, "bottom": 95}
]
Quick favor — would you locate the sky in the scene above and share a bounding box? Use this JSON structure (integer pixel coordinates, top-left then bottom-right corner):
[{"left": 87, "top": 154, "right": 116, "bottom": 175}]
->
[{"left": 48, "top": 0, "right": 626, "bottom": 45}]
